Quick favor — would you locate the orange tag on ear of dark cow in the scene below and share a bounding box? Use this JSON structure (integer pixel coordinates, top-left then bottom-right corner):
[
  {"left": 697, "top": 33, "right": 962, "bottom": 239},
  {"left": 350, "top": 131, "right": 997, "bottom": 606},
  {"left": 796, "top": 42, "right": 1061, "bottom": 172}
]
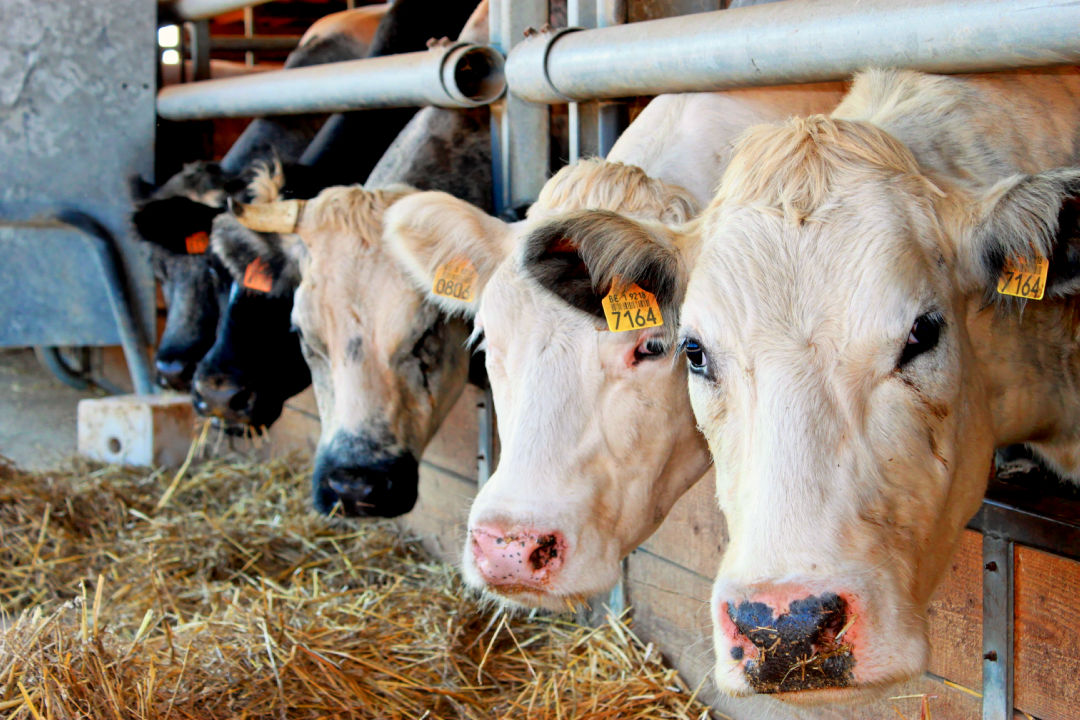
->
[
  {"left": 184, "top": 231, "right": 210, "bottom": 255},
  {"left": 243, "top": 257, "right": 274, "bottom": 293}
]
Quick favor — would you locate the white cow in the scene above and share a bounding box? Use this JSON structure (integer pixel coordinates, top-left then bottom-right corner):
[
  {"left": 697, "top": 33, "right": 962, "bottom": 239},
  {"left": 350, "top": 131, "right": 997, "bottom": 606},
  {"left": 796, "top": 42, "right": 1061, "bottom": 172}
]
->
[
  {"left": 385, "top": 83, "right": 846, "bottom": 610},
  {"left": 533, "top": 67, "right": 1080, "bottom": 703}
]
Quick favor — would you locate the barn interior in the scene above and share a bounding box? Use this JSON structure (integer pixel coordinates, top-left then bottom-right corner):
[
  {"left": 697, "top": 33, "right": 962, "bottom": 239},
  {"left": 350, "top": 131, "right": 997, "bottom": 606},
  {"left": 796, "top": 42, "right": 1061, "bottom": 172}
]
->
[{"left": 1, "top": 1, "right": 1079, "bottom": 719}]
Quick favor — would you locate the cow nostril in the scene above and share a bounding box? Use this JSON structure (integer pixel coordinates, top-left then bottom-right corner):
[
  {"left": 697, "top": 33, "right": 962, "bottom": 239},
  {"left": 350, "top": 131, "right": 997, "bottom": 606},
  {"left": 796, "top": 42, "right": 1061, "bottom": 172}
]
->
[
  {"left": 227, "top": 389, "right": 254, "bottom": 414},
  {"left": 527, "top": 534, "right": 560, "bottom": 571}
]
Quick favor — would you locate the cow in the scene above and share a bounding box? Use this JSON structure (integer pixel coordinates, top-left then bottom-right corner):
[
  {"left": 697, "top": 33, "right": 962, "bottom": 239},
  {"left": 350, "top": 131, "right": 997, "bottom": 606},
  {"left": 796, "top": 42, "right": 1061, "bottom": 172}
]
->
[
  {"left": 131, "top": 7, "right": 393, "bottom": 391},
  {"left": 211, "top": 0, "right": 493, "bottom": 516},
  {"left": 537, "top": 68, "right": 1080, "bottom": 702},
  {"left": 177, "top": 0, "right": 482, "bottom": 429},
  {"left": 382, "top": 84, "right": 847, "bottom": 608}
]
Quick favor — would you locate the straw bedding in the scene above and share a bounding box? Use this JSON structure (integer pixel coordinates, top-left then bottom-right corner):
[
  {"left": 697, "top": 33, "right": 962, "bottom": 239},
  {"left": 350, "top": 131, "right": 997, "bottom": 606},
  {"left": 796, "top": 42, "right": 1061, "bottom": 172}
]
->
[{"left": 0, "top": 455, "right": 712, "bottom": 719}]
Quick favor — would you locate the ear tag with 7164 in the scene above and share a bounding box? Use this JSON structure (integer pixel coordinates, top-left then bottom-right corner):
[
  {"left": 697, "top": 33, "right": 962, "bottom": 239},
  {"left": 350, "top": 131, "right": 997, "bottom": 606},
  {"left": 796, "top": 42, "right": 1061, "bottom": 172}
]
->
[
  {"left": 997, "top": 256, "right": 1048, "bottom": 300},
  {"left": 602, "top": 280, "right": 663, "bottom": 332},
  {"left": 432, "top": 258, "right": 478, "bottom": 303}
]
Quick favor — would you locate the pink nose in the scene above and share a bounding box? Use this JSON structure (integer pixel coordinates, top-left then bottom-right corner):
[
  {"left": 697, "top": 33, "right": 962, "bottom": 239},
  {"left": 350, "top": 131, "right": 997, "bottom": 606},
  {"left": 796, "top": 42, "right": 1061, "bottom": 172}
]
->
[{"left": 470, "top": 527, "right": 566, "bottom": 589}]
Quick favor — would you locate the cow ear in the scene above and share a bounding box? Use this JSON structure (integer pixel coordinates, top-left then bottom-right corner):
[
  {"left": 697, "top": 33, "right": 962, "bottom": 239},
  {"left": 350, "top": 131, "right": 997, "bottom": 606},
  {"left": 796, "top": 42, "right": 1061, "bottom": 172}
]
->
[
  {"left": 129, "top": 175, "right": 157, "bottom": 203},
  {"left": 521, "top": 209, "right": 689, "bottom": 330},
  {"left": 971, "top": 168, "right": 1080, "bottom": 299},
  {"left": 210, "top": 211, "right": 302, "bottom": 296},
  {"left": 131, "top": 196, "right": 221, "bottom": 254},
  {"left": 384, "top": 191, "right": 514, "bottom": 318}
]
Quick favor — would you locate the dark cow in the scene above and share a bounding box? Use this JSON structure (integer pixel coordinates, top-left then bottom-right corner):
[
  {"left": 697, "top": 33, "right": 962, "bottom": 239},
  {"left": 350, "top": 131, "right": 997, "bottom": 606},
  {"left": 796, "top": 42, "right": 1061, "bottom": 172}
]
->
[
  {"left": 188, "top": 0, "right": 482, "bottom": 429},
  {"left": 132, "top": 9, "right": 390, "bottom": 390},
  {"left": 212, "top": 2, "right": 494, "bottom": 515}
]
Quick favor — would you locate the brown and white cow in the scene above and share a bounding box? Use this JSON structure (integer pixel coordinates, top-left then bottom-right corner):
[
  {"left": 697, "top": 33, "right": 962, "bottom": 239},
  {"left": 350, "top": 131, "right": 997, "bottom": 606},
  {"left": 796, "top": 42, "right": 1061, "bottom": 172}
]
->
[
  {"left": 546, "top": 68, "right": 1080, "bottom": 702},
  {"left": 385, "top": 84, "right": 846, "bottom": 609}
]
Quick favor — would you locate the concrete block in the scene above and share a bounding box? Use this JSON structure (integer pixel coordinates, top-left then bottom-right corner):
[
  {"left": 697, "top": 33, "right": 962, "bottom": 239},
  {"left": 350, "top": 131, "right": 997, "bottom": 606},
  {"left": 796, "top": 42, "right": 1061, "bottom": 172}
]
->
[{"left": 77, "top": 394, "right": 196, "bottom": 468}]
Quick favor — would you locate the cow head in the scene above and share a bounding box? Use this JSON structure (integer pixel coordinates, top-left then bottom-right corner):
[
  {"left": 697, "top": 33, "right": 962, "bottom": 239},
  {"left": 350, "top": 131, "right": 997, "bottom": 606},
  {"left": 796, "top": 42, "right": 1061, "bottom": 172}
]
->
[
  {"left": 193, "top": 161, "right": 322, "bottom": 432},
  {"left": 653, "top": 115, "right": 1080, "bottom": 701},
  {"left": 385, "top": 159, "right": 712, "bottom": 610},
  {"left": 130, "top": 162, "right": 239, "bottom": 390},
  {"left": 220, "top": 182, "right": 471, "bottom": 517}
]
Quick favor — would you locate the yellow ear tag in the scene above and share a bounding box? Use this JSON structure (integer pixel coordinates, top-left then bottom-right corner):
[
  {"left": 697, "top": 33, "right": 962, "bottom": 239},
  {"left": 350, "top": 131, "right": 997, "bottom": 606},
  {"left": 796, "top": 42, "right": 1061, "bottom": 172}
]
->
[
  {"left": 602, "top": 280, "right": 663, "bottom": 332},
  {"left": 432, "top": 258, "right": 478, "bottom": 303},
  {"left": 996, "top": 256, "right": 1048, "bottom": 300}
]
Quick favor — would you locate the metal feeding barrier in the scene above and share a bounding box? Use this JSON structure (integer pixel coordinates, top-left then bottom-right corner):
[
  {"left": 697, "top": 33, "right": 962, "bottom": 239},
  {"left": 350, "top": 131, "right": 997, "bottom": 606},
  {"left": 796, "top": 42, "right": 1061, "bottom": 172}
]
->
[{"left": 153, "top": 1, "right": 1080, "bottom": 718}]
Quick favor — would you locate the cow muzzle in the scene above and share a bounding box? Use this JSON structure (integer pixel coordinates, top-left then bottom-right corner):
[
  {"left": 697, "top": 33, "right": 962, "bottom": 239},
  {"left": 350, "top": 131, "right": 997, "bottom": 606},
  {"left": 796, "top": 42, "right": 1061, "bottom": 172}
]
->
[
  {"left": 192, "top": 371, "right": 258, "bottom": 429},
  {"left": 716, "top": 585, "right": 861, "bottom": 695},
  {"left": 311, "top": 451, "right": 419, "bottom": 518},
  {"left": 469, "top": 526, "right": 567, "bottom": 592}
]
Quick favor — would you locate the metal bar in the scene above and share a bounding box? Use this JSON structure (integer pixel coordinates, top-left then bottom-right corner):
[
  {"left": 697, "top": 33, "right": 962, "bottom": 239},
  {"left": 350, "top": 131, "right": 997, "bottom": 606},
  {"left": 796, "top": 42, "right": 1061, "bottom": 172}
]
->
[
  {"left": 161, "top": 0, "right": 273, "bottom": 22},
  {"left": 242, "top": 6, "right": 254, "bottom": 66},
  {"left": 506, "top": 0, "right": 1080, "bottom": 103},
  {"left": 208, "top": 35, "right": 301, "bottom": 52},
  {"left": 968, "top": 482, "right": 1080, "bottom": 562},
  {"left": 981, "top": 534, "right": 1014, "bottom": 720},
  {"left": 56, "top": 212, "right": 156, "bottom": 396},
  {"left": 489, "top": 0, "right": 549, "bottom": 215},
  {"left": 157, "top": 43, "right": 506, "bottom": 119},
  {"left": 189, "top": 20, "right": 212, "bottom": 81},
  {"left": 476, "top": 386, "right": 495, "bottom": 488}
]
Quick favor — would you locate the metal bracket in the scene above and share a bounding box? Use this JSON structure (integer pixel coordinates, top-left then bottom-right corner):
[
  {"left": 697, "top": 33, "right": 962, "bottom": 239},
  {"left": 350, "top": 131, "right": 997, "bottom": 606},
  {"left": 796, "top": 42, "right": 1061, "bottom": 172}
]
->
[
  {"left": 981, "top": 534, "right": 1014, "bottom": 720},
  {"left": 476, "top": 385, "right": 495, "bottom": 488}
]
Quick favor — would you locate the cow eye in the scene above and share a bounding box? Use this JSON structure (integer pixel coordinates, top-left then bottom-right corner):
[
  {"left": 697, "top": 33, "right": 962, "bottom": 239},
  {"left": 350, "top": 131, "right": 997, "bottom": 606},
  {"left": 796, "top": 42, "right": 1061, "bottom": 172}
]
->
[
  {"left": 633, "top": 337, "right": 667, "bottom": 364},
  {"left": 898, "top": 311, "right": 944, "bottom": 368},
  {"left": 679, "top": 337, "right": 708, "bottom": 376}
]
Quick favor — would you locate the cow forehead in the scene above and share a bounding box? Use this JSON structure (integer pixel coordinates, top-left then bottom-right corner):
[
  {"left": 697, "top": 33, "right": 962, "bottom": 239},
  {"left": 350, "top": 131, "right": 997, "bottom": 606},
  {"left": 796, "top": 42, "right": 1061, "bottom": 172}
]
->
[
  {"left": 298, "top": 233, "right": 425, "bottom": 351},
  {"left": 478, "top": 262, "right": 599, "bottom": 357},
  {"left": 687, "top": 189, "right": 946, "bottom": 356}
]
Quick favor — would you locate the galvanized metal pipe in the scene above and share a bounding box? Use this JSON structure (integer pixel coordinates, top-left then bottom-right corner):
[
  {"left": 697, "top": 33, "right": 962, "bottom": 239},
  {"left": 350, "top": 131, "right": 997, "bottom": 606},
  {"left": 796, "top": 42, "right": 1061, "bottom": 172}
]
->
[
  {"left": 157, "top": 42, "right": 506, "bottom": 120},
  {"left": 160, "top": 0, "right": 273, "bottom": 22},
  {"left": 507, "top": 0, "right": 1080, "bottom": 103}
]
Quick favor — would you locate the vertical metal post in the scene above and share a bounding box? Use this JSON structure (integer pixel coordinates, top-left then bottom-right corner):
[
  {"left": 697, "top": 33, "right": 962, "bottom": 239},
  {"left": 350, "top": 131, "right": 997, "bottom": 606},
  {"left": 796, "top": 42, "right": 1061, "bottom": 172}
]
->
[
  {"left": 567, "top": 0, "right": 628, "bottom": 619},
  {"left": 489, "top": 0, "right": 549, "bottom": 215},
  {"left": 567, "top": 0, "right": 627, "bottom": 162},
  {"left": 478, "top": 0, "right": 548, "bottom": 488},
  {"left": 243, "top": 6, "right": 255, "bottom": 67},
  {"left": 982, "top": 534, "right": 1015, "bottom": 720},
  {"left": 189, "top": 20, "right": 212, "bottom": 81},
  {"left": 476, "top": 386, "right": 495, "bottom": 487}
]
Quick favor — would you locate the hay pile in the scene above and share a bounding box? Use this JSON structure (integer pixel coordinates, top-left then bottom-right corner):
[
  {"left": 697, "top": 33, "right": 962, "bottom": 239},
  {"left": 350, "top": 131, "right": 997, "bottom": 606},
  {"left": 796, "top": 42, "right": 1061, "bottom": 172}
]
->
[{"left": 0, "top": 455, "right": 712, "bottom": 719}]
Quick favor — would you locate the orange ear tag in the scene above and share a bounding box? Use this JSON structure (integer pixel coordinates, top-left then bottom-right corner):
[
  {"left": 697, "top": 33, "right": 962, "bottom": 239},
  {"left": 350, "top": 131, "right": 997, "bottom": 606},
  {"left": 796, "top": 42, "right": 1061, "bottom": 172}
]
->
[
  {"left": 184, "top": 231, "right": 209, "bottom": 255},
  {"left": 601, "top": 279, "right": 663, "bottom": 332},
  {"left": 432, "top": 258, "right": 478, "bottom": 303},
  {"left": 242, "top": 257, "right": 274, "bottom": 293},
  {"left": 996, "top": 256, "right": 1048, "bottom": 300}
]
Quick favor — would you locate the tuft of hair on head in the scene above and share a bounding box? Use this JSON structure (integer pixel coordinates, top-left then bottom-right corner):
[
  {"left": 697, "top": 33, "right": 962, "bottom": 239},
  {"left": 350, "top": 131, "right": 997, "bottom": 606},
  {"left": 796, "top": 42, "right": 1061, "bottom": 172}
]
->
[
  {"left": 531, "top": 158, "right": 699, "bottom": 225},
  {"left": 244, "top": 156, "right": 287, "bottom": 205},
  {"left": 300, "top": 183, "right": 418, "bottom": 247},
  {"left": 713, "top": 115, "right": 929, "bottom": 226}
]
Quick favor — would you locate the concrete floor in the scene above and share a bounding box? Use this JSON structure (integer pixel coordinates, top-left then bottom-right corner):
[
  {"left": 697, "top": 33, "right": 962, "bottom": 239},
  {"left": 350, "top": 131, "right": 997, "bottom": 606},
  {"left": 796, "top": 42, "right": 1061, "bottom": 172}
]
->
[{"left": 0, "top": 348, "right": 106, "bottom": 471}]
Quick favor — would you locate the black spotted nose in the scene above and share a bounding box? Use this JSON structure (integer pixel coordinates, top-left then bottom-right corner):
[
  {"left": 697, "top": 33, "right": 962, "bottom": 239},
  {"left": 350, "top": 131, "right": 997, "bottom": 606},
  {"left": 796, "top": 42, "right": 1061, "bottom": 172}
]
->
[{"left": 727, "top": 592, "right": 854, "bottom": 693}]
